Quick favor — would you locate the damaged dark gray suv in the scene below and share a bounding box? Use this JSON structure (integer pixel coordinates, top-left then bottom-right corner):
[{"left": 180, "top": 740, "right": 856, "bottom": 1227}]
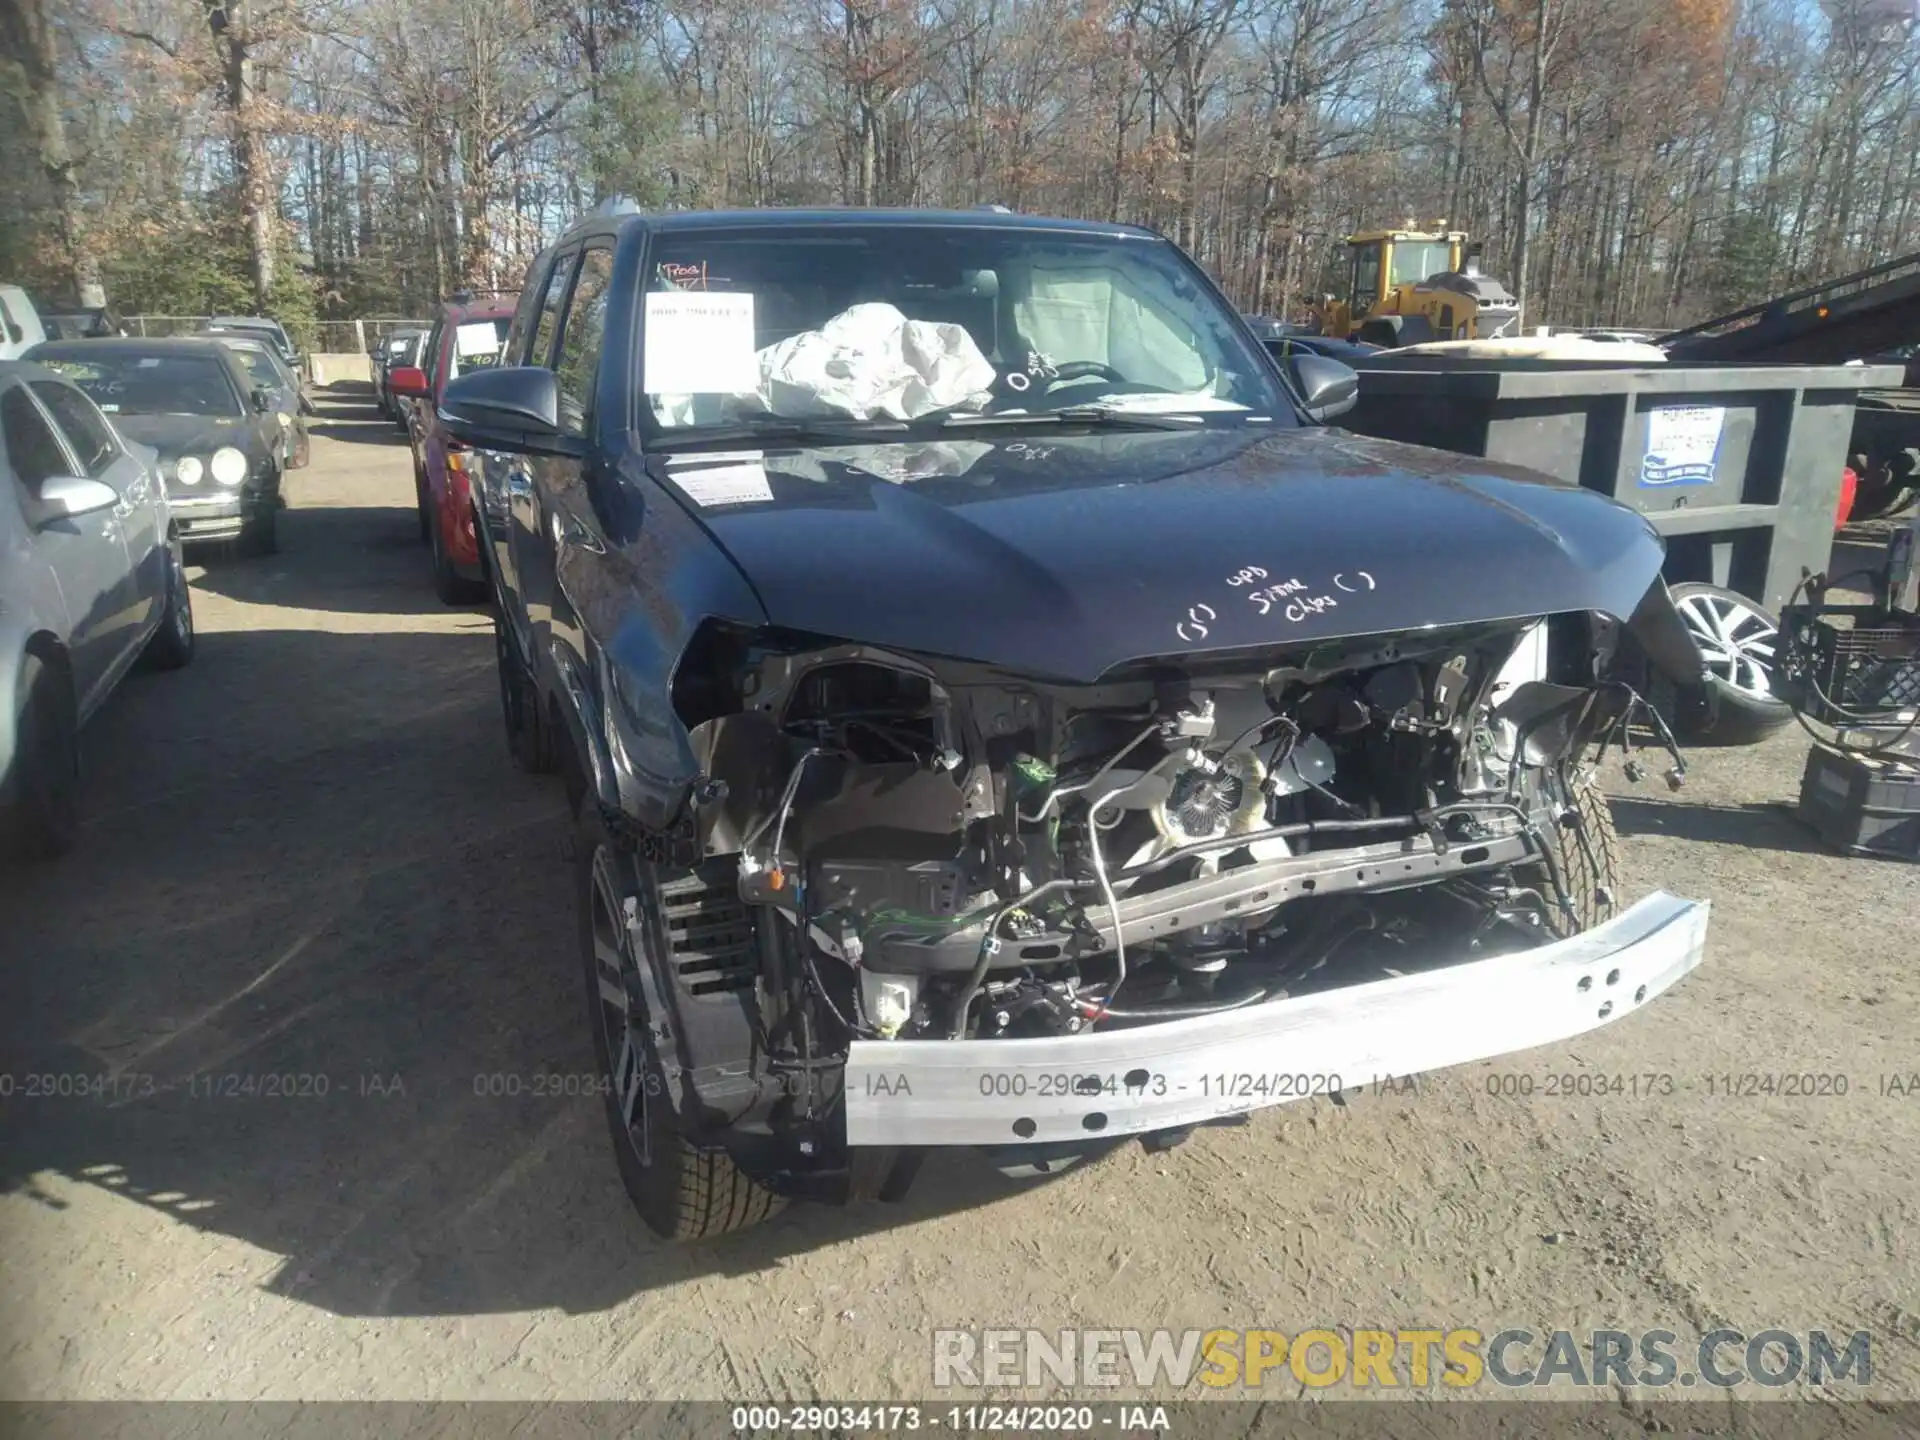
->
[{"left": 444, "top": 207, "right": 1712, "bottom": 1240}]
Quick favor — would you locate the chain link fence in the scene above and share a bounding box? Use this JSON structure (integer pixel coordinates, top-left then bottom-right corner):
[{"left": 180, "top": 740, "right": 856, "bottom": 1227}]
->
[{"left": 124, "top": 315, "right": 431, "bottom": 355}]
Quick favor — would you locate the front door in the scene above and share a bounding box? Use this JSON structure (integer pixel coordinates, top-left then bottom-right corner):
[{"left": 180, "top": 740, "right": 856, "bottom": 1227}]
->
[{"left": 2, "top": 383, "right": 132, "bottom": 718}]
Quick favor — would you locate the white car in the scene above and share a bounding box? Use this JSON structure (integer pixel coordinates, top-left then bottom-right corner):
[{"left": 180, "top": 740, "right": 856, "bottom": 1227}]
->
[
  {"left": 0, "top": 360, "right": 194, "bottom": 858},
  {"left": 0, "top": 286, "right": 46, "bottom": 361}
]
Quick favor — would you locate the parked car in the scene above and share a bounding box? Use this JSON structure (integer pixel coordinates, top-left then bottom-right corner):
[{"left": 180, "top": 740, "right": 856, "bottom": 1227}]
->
[
  {"left": 386, "top": 293, "right": 515, "bottom": 602},
  {"left": 30, "top": 338, "right": 289, "bottom": 553},
  {"left": 37, "top": 304, "right": 124, "bottom": 340},
  {"left": 373, "top": 326, "right": 426, "bottom": 422},
  {"left": 1, "top": 359, "right": 193, "bottom": 858},
  {"left": 441, "top": 207, "right": 1713, "bottom": 1240},
  {"left": 209, "top": 332, "right": 312, "bottom": 470},
  {"left": 0, "top": 286, "right": 47, "bottom": 361},
  {"left": 203, "top": 316, "right": 299, "bottom": 373}
]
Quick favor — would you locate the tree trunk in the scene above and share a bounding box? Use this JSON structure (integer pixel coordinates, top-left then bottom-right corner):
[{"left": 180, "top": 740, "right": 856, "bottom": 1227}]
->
[
  {"left": 6, "top": 0, "right": 103, "bottom": 304},
  {"left": 208, "top": 0, "right": 275, "bottom": 309}
]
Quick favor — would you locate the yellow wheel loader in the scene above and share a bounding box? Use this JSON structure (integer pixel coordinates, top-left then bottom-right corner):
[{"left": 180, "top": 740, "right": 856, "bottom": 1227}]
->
[{"left": 1312, "top": 223, "right": 1519, "bottom": 346}]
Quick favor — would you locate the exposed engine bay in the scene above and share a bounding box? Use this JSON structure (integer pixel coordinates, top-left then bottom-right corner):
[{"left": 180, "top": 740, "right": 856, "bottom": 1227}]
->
[{"left": 667, "top": 612, "right": 1686, "bottom": 1167}]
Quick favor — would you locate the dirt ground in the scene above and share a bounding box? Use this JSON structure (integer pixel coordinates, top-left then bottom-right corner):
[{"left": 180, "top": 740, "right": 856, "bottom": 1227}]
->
[{"left": 2, "top": 391, "right": 1918, "bottom": 1407}]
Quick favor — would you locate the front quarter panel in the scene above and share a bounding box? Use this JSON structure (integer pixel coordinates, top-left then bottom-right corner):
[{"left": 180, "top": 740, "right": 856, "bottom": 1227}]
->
[
  {"left": 552, "top": 445, "right": 768, "bottom": 833},
  {"left": 0, "top": 500, "right": 71, "bottom": 782}
]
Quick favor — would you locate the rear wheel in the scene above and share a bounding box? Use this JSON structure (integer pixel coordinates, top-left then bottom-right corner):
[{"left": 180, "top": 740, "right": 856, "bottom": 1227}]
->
[
  {"left": 430, "top": 507, "right": 486, "bottom": 604},
  {"left": 579, "top": 806, "right": 786, "bottom": 1240},
  {"left": 3, "top": 654, "right": 80, "bottom": 861},
  {"left": 414, "top": 461, "right": 430, "bottom": 543},
  {"left": 1665, "top": 582, "right": 1792, "bottom": 744}
]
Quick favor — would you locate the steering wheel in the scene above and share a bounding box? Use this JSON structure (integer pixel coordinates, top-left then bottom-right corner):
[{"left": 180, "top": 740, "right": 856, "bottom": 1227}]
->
[{"left": 1044, "top": 360, "right": 1124, "bottom": 387}]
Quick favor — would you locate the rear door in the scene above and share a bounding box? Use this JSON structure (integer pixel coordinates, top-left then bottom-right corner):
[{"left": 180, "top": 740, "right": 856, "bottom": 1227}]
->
[{"left": 1, "top": 382, "right": 131, "bottom": 718}]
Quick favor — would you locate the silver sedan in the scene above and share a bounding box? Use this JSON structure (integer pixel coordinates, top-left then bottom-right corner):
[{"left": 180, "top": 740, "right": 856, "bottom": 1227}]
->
[{"left": 0, "top": 360, "right": 194, "bottom": 858}]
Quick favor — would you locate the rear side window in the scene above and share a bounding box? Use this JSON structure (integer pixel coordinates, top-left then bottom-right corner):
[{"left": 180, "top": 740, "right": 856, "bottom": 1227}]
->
[
  {"left": 3, "top": 386, "right": 76, "bottom": 493},
  {"left": 553, "top": 245, "right": 615, "bottom": 436},
  {"left": 30, "top": 381, "right": 118, "bottom": 477},
  {"left": 529, "top": 252, "right": 578, "bottom": 369}
]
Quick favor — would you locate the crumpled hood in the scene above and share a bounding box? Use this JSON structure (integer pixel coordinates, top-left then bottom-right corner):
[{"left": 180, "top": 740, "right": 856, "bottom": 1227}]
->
[{"left": 648, "top": 425, "right": 1668, "bottom": 683}]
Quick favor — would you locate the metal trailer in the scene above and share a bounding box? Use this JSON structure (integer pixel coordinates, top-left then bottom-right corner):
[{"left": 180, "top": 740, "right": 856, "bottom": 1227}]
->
[
  {"left": 1661, "top": 250, "right": 1920, "bottom": 519},
  {"left": 1340, "top": 357, "right": 1906, "bottom": 615}
]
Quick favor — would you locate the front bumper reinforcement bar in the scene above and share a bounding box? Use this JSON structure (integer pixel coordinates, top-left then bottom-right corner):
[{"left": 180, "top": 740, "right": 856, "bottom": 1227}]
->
[{"left": 844, "top": 891, "right": 1708, "bottom": 1147}]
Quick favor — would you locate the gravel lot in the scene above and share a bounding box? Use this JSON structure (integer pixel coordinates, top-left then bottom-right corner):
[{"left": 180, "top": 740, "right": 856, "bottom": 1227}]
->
[{"left": 2, "top": 392, "right": 1918, "bottom": 1407}]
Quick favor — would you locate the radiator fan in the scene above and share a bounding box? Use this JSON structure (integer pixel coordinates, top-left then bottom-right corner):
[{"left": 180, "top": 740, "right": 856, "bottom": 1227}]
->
[{"left": 1152, "top": 750, "right": 1268, "bottom": 845}]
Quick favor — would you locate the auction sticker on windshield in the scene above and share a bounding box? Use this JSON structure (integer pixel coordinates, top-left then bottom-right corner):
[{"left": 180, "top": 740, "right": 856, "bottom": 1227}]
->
[
  {"left": 667, "top": 459, "right": 774, "bottom": 508},
  {"left": 643, "top": 291, "right": 757, "bottom": 395},
  {"left": 455, "top": 322, "right": 502, "bottom": 358}
]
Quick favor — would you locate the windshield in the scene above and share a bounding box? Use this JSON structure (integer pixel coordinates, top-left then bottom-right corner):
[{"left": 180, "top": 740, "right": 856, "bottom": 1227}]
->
[
  {"left": 640, "top": 226, "right": 1287, "bottom": 434},
  {"left": 1389, "top": 241, "right": 1453, "bottom": 287},
  {"left": 38, "top": 351, "right": 242, "bottom": 417},
  {"left": 227, "top": 345, "right": 288, "bottom": 391},
  {"left": 448, "top": 318, "right": 510, "bottom": 379}
]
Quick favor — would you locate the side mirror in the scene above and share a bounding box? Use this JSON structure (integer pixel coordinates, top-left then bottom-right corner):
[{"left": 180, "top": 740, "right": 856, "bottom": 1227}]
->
[
  {"left": 33, "top": 475, "right": 119, "bottom": 525},
  {"left": 439, "top": 366, "right": 575, "bottom": 455},
  {"left": 388, "top": 365, "right": 429, "bottom": 398},
  {"left": 1287, "top": 354, "right": 1359, "bottom": 424}
]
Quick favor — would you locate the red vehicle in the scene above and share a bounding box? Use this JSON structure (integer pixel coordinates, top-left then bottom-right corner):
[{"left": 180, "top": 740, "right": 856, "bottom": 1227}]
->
[{"left": 388, "top": 293, "right": 517, "bottom": 602}]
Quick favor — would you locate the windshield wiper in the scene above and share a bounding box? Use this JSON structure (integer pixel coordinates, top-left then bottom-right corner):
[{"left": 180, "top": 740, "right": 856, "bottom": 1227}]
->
[
  {"left": 652, "top": 417, "right": 910, "bottom": 451},
  {"left": 939, "top": 405, "right": 1210, "bottom": 432}
]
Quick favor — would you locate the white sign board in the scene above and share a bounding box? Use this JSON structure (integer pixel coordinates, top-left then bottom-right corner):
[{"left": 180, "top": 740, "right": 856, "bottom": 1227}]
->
[
  {"left": 669, "top": 459, "right": 774, "bottom": 509},
  {"left": 1640, "top": 405, "right": 1726, "bottom": 487},
  {"left": 455, "top": 322, "right": 502, "bottom": 358},
  {"left": 643, "top": 292, "right": 758, "bottom": 395}
]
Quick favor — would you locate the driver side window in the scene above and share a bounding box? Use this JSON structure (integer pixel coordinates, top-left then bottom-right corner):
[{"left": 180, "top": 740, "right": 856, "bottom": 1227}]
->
[
  {"left": 3, "top": 385, "right": 78, "bottom": 496},
  {"left": 32, "top": 381, "right": 120, "bottom": 477}
]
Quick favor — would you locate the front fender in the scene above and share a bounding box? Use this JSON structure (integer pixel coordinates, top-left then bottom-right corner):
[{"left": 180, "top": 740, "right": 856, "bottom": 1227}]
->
[
  {"left": 547, "top": 455, "right": 769, "bottom": 833},
  {"left": 1623, "top": 577, "right": 1712, "bottom": 688}
]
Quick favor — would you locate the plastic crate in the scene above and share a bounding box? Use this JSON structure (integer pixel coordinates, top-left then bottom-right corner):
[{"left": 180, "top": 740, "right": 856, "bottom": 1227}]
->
[
  {"left": 1778, "top": 604, "right": 1920, "bottom": 725},
  {"left": 1795, "top": 742, "right": 1920, "bottom": 861}
]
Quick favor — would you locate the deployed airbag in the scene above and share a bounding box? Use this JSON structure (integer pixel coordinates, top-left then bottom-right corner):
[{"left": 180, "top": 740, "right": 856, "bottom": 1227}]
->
[{"left": 755, "top": 303, "right": 997, "bottom": 420}]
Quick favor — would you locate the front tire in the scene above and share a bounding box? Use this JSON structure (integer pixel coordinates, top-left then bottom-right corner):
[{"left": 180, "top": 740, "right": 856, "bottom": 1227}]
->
[
  {"left": 142, "top": 536, "right": 195, "bottom": 670},
  {"left": 3, "top": 655, "right": 80, "bottom": 861},
  {"left": 493, "top": 611, "right": 557, "bottom": 773},
  {"left": 579, "top": 806, "right": 785, "bottom": 1241},
  {"left": 238, "top": 499, "right": 279, "bottom": 557},
  {"left": 1532, "top": 770, "right": 1622, "bottom": 937}
]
